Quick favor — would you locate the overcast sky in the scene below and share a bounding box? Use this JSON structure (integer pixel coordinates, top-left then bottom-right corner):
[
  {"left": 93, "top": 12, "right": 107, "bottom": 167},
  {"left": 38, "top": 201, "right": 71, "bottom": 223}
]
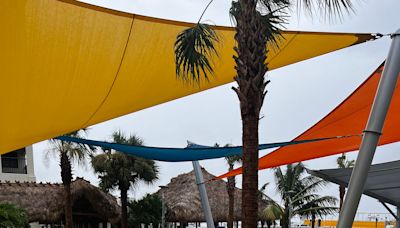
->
[{"left": 32, "top": 0, "right": 400, "bottom": 220}]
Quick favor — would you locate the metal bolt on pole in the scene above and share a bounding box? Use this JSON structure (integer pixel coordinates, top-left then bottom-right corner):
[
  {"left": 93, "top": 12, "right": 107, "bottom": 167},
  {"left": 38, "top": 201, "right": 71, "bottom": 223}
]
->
[
  {"left": 193, "top": 160, "right": 215, "bottom": 228},
  {"left": 337, "top": 29, "right": 400, "bottom": 228}
]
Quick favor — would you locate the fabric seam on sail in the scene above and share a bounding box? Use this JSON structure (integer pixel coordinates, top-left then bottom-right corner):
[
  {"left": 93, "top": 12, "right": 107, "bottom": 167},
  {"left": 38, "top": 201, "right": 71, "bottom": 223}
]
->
[{"left": 82, "top": 15, "right": 136, "bottom": 127}]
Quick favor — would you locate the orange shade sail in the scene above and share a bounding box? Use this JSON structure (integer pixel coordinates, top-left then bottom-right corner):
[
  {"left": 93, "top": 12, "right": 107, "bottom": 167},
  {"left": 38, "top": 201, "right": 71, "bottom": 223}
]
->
[{"left": 218, "top": 63, "right": 400, "bottom": 179}]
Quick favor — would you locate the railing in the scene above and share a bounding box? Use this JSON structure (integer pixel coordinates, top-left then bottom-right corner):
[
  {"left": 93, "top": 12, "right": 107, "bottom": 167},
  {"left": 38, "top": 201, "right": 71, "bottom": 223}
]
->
[{"left": 1, "top": 157, "right": 27, "bottom": 174}]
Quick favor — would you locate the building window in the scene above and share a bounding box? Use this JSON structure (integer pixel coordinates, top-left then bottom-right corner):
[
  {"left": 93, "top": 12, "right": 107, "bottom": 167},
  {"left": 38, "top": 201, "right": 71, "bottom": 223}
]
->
[{"left": 1, "top": 148, "right": 27, "bottom": 174}]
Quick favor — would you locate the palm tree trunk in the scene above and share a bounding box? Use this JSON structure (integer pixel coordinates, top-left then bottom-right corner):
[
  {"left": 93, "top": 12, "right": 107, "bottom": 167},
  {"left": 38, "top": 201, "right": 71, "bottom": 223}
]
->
[
  {"left": 339, "top": 185, "right": 345, "bottom": 210},
  {"left": 120, "top": 185, "right": 129, "bottom": 228},
  {"left": 282, "top": 217, "right": 289, "bottom": 228},
  {"left": 311, "top": 213, "right": 316, "bottom": 228},
  {"left": 234, "top": 0, "right": 269, "bottom": 227},
  {"left": 64, "top": 183, "right": 73, "bottom": 228},
  {"left": 241, "top": 115, "right": 260, "bottom": 228},
  {"left": 282, "top": 205, "right": 289, "bottom": 228},
  {"left": 60, "top": 151, "right": 73, "bottom": 228},
  {"left": 227, "top": 164, "right": 235, "bottom": 228}
]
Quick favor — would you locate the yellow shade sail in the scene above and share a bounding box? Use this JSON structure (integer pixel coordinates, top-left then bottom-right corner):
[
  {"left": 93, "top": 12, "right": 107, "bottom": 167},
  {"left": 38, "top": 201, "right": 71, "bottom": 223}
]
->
[{"left": 0, "top": 0, "right": 375, "bottom": 154}]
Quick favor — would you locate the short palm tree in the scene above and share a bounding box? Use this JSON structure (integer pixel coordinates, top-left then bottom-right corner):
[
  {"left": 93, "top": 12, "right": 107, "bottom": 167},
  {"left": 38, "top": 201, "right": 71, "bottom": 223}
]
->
[
  {"left": 174, "top": 1, "right": 354, "bottom": 226},
  {"left": 49, "top": 129, "right": 92, "bottom": 228},
  {"left": 225, "top": 154, "right": 242, "bottom": 228},
  {"left": 0, "top": 203, "right": 29, "bottom": 228},
  {"left": 336, "top": 153, "right": 355, "bottom": 210},
  {"left": 91, "top": 131, "right": 159, "bottom": 228},
  {"left": 128, "top": 194, "right": 162, "bottom": 228},
  {"left": 263, "top": 204, "right": 282, "bottom": 228},
  {"left": 259, "top": 183, "right": 283, "bottom": 228},
  {"left": 274, "top": 163, "right": 337, "bottom": 228}
]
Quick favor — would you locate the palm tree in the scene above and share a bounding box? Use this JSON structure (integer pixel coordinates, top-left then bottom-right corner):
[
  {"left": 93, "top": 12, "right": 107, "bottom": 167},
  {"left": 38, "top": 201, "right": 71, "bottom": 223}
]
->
[
  {"left": 128, "top": 194, "right": 162, "bottom": 228},
  {"left": 49, "top": 129, "right": 92, "bottom": 228},
  {"left": 274, "top": 163, "right": 337, "bottom": 228},
  {"left": 174, "top": 1, "right": 353, "bottom": 226},
  {"left": 225, "top": 154, "right": 242, "bottom": 228},
  {"left": 91, "top": 131, "right": 159, "bottom": 228},
  {"left": 0, "top": 203, "right": 29, "bottom": 228},
  {"left": 259, "top": 183, "right": 283, "bottom": 228},
  {"left": 336, "top": 153, "right": 355, "bottom": 210}
]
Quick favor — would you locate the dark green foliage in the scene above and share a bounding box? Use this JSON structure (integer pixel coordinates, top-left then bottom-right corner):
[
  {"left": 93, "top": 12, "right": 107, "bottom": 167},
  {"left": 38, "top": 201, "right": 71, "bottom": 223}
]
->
[
  {"left": 128, "top": 194, "right": 162, "bottom": 227},
  {"left": 50, "top": 129, "right": 93, "bottom": 228},
  {"left": 91, "top": 131, "right": 158, "bottom": 192},
  {"left": 298, "top": 0, "right": 354, "bottom": 19},
  {"left": 337, "top": 153, "right": 355, "bottom": 169},
  {"left": 175, "top": 23, "right": 219, "bottom": 83},
  {"left": 274, "top": 163, "right": 338, "bottom": 228},
  {"left": 91, "top": 131, "right": 159, "bottom": 228},
  {"left": 0, "top": 203, "right": 29, "bottom": 228},
  {"left": 230, "top": 0, "right": 288, "bottom": 47}
]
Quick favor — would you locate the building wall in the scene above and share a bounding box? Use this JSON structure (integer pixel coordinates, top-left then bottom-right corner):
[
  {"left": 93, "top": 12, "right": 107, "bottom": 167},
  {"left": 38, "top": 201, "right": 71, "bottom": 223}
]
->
[{"left": 0, "top": 145, "right": 36, "bottom": 182}]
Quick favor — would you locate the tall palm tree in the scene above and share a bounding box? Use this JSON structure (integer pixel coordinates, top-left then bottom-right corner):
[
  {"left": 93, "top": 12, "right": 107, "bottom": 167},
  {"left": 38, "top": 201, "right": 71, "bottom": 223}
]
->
[
  {"left": 225, "top": 154, "right": 242, "bottom": 228},
  {"left": 49, "top": 129, "right": 92, "bottom": 228},
  {"left": 174, "top": 1, "right": 353, "bottom": 227},
  {"left": 274, "top": 163, "right": 337, "bottom": 228},
  {"left": 336, "top": 153, "right": 355, "bottom": 210},
  {"left": 91, "top": 131, "right": 159, "bottom": 228}
]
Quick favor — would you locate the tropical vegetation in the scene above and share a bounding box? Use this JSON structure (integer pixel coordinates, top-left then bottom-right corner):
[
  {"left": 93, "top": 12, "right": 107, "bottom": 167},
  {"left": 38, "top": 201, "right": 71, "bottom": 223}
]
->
[
  {"left": 0, "top": 203, "right": 29, "bottom": 228},
  {"left": 174, "top": 0, "right": 354, "bottom": 226},
  {"left": 336, "top": 153, "right": 355, "bottom": 210},
  {"left": 49, "top": 129, "right": 93, "bottom": 228},
  {"left": 91, "top": 131, "right": 159, "bottom": 228},
  {"left": 128, "top": 194, "right": 162, "bottom": 228},
  {"left": 259, "top": 183, "right": 283, "bottom": 228},
  {"left": 274, "top": 163, "right": 337, "bottom": 228}
]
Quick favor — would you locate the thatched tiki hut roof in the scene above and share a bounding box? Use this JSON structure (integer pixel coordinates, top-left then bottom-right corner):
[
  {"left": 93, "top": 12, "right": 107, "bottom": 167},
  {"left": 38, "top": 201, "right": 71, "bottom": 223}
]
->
[
  {"left": 0, "top": 178, "right": 120, "bottom": 224},
  {"left": 156, "top": 168, "right": 268, "bottom": 223}
]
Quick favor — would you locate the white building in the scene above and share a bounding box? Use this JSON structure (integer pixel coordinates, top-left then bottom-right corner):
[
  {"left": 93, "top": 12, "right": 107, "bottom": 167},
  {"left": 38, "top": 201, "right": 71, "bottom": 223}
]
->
[{"left": 0, "top": 146, "right": 36, "bottom": 182}]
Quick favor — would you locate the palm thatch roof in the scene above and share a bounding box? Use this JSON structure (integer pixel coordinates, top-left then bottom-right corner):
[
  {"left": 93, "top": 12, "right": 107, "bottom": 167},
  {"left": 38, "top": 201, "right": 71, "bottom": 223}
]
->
[
  {"left": 0, "top": 178, "right": 120, "bottom": 224},
  {"left": 156, "top": 168, "right": 268, "bottom": 223}
]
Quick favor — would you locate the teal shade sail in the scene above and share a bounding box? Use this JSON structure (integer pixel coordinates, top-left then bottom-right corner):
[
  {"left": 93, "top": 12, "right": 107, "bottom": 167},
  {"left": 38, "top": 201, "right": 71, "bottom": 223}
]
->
[{"left": 56, "top": 135, "right": 357, "bottom": 162}]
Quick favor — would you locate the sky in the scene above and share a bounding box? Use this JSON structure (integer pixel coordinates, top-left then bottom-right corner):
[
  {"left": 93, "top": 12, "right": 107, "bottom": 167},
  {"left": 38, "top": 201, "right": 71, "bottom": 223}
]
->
[{"left": 31, "top": 0, "right": 400, "bottom": 221}]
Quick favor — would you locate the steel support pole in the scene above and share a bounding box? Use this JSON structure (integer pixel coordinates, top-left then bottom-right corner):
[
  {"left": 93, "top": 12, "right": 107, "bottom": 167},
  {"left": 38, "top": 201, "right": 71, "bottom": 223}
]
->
[
  {"left": 337, "top": 30, "right": 400, "bottom": 228},
  {"left": 192, "top": 161, "right": 215, "bottom": 228},
  {"left": 161, "top": 191, "right": 166, "bottom": 228},
  {"left": 397, "top": 207, "right": 400, "bottom": 228}
]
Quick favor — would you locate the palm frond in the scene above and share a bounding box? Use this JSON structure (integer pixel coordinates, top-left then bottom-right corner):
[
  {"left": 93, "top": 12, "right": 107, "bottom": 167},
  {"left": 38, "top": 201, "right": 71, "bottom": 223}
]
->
[
  {"left": 175, "top": 23, "right": 219, "bottom": 84},
  {"left": 259, "top": 6, "right": 288, "bottom": 49},
  {"left": 225, "top": 154, "right": 242, "bottom": 165},
  {"left": 263, "top": 203, "right": 283, "bottom": 220},
  {"left": 230, "top": 0, "right": 288, "bottom": 49},
  {"left": 297, "top": 0, "right": 354, "bottom": 20},
  {"left": 49, "top": 129, "right": 94, "bottom": 166},
  {"left": 92, "top": 130, "right": 158, "bottom": 193}
]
